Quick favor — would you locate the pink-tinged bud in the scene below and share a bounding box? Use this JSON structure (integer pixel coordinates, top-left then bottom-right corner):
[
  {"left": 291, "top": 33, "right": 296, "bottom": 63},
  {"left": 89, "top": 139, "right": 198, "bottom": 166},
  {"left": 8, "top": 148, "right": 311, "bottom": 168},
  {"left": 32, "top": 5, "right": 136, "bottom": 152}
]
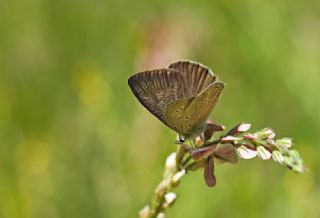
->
[
  {"left": 264, "top": 128, "right": 274, "bottom": 135},
  {"left": 243, "top": 133, "right": 257, "bottom": 140},
  {"left": 238, "top": 123, "right": 251, "bottom": 132},
  {"left": 227, "top": 123, "right": 251, "bottom": 136},
  {"left": 203, "top": 121, "right": 225, "bottom": 141},
  {"left": 266, "top": 139, "right": 276, "bottom": 146},
  {"left": 255, "top": 128, "right": 275, "bottom": 139},
  {"left": 221, "top": 136, "right": 238, "bottom": 143},
  {"left": 204, "top": 156, "right": 216, "bottom": 187},
  {"left": 237, "top": 145, "right": 258, "bottom": 159},
  {"left": 190, "top": 146, "right": 215, "bottom": 161},
  {"left": 268, "top": 132, "right": 276, "bottom": 139}
]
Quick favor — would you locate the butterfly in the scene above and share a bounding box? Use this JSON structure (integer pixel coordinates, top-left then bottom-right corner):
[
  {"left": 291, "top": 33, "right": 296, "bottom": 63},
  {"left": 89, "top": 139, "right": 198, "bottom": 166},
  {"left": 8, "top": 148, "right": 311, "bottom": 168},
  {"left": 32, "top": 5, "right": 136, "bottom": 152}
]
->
[{"left": 128, "top": 60, "right": 224, "bottom": 142}]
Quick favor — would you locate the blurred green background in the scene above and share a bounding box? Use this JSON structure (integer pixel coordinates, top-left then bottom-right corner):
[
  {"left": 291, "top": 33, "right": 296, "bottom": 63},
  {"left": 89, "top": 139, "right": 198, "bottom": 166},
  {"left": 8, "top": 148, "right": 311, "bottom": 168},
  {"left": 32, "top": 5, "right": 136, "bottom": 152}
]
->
[{"left": 0, "top": 0, "right": 319, "bottom": 217}]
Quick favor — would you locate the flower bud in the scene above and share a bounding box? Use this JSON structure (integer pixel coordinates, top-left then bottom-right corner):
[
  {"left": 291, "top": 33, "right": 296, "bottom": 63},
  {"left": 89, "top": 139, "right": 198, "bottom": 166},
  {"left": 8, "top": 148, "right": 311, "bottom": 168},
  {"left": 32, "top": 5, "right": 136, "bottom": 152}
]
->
[
  {"left": 283, "top": 154, "right": 305, "bottom": 173},
  {"left": 237, "top": 145, "right": 257, "bottom": 159},
  {"left": 266, "top": 139, "right": 276, "bottom": 147},
  {"left": 172, "top": 169, "right": 185, "bottom": 185},
  {"left": 257, "top": 146, "right": 271, "bottom": 160},
  {"left": 165, "top": 153, "right": 176, "bottom": 172},
  {"left": 243, "top": 133, "right": 257, "bottom": 140},
  {"left": 276, "top": 138, "right": 293, "bottom": 150},
  {"left": 226, "top": 123, "right": 251, "bottom": 136},
  {"left": 272, "top": 150, "right": 284, "bottom": 164},
  {"left": 155, "top": 178, "right": 170, "bottom": 196},
  {"left": 238, "top": 123, "right": 251, "bottom": 132},
  {"left": 268, "top": 132, "right": 276, "bottom": 139},
  {"left": 139, "top": 205, "right": 153, "bottom": 218},
  {"left": 164, "top": 192, "right": 177, "bottom": 205},
  {"left": 255, "top": 128, "right": 275, "bottom": 139},
  {"left": 288, "top": 149, "right": 300, "bottom": 158},
  {"left": 157, "top": 213, "right": 165, "bottom": 218},
  {"left": 221, "top": 136, "right": 239, "bottom": 143}
]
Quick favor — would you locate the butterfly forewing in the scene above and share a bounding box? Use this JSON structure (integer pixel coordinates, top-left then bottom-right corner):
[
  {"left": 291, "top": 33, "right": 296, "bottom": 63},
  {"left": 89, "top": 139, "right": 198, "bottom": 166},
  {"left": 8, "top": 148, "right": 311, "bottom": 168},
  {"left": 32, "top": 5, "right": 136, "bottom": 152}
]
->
[
  {"left": 168, "top": 60, "right": 216, "bottom": 98},
  {"left": 128, "top": 68, "right": 185, "bottom": 127},
  {"left": 165, "top": 81, "right": 224, "bottom": 137}
]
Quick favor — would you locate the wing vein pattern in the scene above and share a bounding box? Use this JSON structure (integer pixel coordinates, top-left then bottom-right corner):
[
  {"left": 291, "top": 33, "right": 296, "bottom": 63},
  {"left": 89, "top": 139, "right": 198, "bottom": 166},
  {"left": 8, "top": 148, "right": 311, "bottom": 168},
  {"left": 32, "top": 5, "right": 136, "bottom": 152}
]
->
[{"left": 128, "top": 61, "right": 224, "bottom": 138}]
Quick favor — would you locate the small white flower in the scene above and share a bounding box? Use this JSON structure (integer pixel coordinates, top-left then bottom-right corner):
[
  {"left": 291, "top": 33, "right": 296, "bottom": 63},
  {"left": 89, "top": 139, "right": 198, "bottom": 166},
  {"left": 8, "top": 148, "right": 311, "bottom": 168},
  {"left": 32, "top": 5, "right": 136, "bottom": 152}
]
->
[
  {"left": 256, "top": 128, "right": 275, "bottom": 139},
  {"left": 277, "top": 138, "right": 293, "bottom": 148},
  {"left": 172, "top": 169, "right": 185, "bottom": 184},
  {"left": 268, "top": 132, "right": 276, "bottom": 139},
  {"left": 165, "top": 152, "right": 176, "bottom": 171},
  {"left": 272, "top": 150, "right": 284, "bottom": 164},
  {"left": 164, "top": 192, "right": 177, "bottom": 204},
  {"left": 238, "top": 123, "right": 251, "bottom": 132},
  {"left": 237, "top": 145, "right": 257, "bottom": 159},
  {"left": 139, "top": 205, "right": 152, "bottom": 218},
  {"left": 257, "top": 146, "right": 272, "bottom": 160},
  {"left": 221, "top": 136, "right": 238, "bottom": 142},
  {"left": 243, "top": 133, "right": 257, "bottom": 140},
  {"left": 157, "top": 212, "right": 165, "bottom": 218}
]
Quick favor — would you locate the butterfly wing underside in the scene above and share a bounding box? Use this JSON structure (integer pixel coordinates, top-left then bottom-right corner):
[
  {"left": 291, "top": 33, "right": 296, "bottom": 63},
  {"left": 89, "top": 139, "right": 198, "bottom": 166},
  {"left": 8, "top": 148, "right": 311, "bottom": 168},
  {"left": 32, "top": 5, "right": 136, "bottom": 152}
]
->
[
  {"left": 128, "top": 68, "right": 184, "bottom": 127},
  {"left": 165, "top": 81, "right": 224, "bottom": 137},
  {"left": 168, "top": 60, "right": 216, "bottom": 97}
]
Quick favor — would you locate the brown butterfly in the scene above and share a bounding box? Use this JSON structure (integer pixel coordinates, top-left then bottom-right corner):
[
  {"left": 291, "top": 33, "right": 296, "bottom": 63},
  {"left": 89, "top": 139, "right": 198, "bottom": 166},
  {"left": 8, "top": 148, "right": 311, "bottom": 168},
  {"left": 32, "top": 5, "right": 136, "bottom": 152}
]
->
[{"left": 128, "top": 60, "right": 224, "bottom": 142}]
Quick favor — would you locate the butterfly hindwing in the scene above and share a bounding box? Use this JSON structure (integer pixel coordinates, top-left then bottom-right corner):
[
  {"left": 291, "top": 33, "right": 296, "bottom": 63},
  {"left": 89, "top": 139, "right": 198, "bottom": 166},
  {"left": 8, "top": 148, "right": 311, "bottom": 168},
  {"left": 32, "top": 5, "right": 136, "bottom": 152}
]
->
[
  {"left": 187, "top": 81, "right": 224, "bottom": 126},
  {"left": 164, "top": 96, "right": 195, "bottom": 135},
  {"left": 168, "top": 60, "right": 216, "bottom": 98}
]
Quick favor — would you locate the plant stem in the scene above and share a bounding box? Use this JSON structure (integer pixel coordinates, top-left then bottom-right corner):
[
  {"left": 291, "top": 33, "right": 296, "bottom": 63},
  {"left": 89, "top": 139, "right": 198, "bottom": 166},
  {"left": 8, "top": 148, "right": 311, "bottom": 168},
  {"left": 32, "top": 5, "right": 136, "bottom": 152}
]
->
[{"left": 139, "top": 123, "right": 306, "bottom": 217}]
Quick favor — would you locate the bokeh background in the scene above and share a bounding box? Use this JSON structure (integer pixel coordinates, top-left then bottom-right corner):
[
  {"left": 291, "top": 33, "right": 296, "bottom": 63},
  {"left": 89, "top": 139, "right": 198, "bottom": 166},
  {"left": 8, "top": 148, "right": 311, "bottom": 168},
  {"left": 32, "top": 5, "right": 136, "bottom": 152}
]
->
[{"left": 1, "top": 0, "right": 320, "bottom": 217}]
